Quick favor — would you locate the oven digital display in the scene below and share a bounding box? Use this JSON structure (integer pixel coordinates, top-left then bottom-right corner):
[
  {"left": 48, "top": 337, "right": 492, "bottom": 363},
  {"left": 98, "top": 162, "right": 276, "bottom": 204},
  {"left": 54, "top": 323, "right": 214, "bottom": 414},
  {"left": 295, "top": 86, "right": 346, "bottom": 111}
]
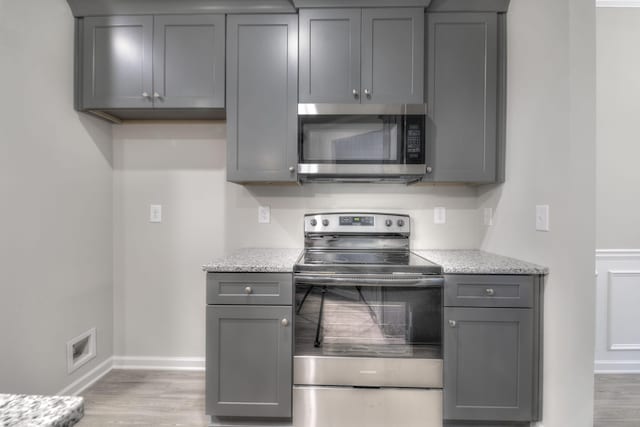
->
[{"left": 339, "top": 216, "right": 374, "bottom": 226}]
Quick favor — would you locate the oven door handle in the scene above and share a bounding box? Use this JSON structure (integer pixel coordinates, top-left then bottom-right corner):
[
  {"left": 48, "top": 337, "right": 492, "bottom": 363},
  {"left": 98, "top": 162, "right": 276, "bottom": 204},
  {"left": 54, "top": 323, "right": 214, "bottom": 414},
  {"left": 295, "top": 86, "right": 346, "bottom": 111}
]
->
[{"left": 294, "top": 275, "right": 444, "bottom": 288}]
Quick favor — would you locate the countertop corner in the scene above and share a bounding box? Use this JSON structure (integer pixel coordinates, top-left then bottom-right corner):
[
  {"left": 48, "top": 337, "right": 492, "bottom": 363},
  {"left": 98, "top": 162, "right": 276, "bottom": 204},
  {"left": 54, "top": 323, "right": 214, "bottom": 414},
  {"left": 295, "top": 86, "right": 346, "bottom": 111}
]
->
[
  {"left": 203, "top": 248, "right": 302, "bottom": 273},
  {"left": 415, "top": 249, "right": 549, "bottom": 275}
]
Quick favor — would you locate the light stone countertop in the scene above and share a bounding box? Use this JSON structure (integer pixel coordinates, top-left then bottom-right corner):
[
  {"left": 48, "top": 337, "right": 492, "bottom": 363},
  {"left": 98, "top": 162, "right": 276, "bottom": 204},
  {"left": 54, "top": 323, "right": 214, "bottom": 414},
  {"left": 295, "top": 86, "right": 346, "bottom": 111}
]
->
[
  {"left": 0, "top": 394, "right": 84, "bottom": 427},
  {"left": 415, "top": 250, "right": 549, "bottom": 275},
  {"left": 203, "top": 248, "right": 547, "bottom": 275},
  {"left": 203, "top": 248, "right": 302, "bottom": 273}
]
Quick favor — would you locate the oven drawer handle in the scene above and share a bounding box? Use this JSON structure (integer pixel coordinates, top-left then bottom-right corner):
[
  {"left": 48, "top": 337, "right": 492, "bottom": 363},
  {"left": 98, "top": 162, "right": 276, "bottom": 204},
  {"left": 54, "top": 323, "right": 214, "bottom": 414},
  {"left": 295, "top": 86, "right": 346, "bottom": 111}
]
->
[{"left": 295, "top": 276, "right": 443, "bottom": 287}]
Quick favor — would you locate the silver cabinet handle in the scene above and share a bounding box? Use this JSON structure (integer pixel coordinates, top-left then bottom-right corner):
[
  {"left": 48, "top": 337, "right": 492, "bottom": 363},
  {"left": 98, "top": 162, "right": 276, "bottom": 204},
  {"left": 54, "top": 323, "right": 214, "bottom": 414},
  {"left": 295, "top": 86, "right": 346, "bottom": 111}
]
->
[
  {"left": 352, "top": 89, "right": 359, "bottom": 98},
  {"left": 426, "top": 166, "right": 433, "bottom": 174},
  {"left": 485, "top": 288, "right": 495, "bottom": 296},
  {"left": 244, "top": 286, "right": 252, "bottom": 295},
  {"left": 289, "top": 166, "right": 295, "bottom": 173},
  {"left": 281, "top": 318, "right": 289, "bottom": 327},
  {"left": 363, "top": 88, "right": 371, "bottom": 97},
  {"left": 449, "top": 320, "right": 456, "bottom": 328},
  {"left": 142, "top": 92, "right": 151, "bottom": 100},
  {"left": 153, "top": 92, "right": 163, "bottom": 100}
]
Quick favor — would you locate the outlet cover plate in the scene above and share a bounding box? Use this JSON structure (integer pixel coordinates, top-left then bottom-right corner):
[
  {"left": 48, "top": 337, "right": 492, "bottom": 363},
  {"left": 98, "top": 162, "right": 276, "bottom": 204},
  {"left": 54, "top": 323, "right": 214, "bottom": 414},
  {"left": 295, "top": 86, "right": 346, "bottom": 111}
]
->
[
  {"left": 434, "top": 207, "right": 446, "bottom": 225},
  {"left": 536, "top": 205, "right": 550, "bottom": 231},
  {"left": 258, "top": 206, "right": 271, "bottom": 224}
]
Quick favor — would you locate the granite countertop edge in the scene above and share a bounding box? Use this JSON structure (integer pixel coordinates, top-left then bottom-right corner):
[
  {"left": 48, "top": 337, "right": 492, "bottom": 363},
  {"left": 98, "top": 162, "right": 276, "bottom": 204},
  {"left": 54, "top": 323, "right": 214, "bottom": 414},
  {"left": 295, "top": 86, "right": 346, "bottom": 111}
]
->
[{"left": 203, "top": 248, "right": 548, "bottom": 275}]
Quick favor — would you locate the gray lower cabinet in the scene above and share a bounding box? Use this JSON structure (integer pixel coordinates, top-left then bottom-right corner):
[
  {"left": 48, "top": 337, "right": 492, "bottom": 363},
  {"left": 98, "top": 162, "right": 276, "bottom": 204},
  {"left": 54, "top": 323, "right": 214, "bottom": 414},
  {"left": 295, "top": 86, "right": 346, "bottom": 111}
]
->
[
  {"left": 443, "top": 274, "right": 542, "bottom": 423},
  {"left": 206, "top": 304, "right": 292, "bottom": 418},
  {"left": 226, "top": 14, "right": 298, "bottom": 183},
  {"left": 444, "top": 307, "right": 533, "bottom": 422},
  {"left": 298, "top": 8, "right": 423, "bottom": 104},
  {"left": 425, "top": 12, "right": 499, "bottom": 183},
  {"left": 79, "top": 14, "right": 225, "bottom": 113}
]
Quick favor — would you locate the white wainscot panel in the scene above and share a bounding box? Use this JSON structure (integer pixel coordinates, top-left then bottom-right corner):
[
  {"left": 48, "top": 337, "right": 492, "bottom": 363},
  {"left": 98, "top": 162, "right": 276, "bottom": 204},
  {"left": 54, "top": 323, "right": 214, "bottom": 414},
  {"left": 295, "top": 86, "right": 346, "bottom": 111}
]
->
[
  {"left": 595, "top": 250, "right": 640, "bottom": 373},
  {"left": 608, "top": 271, "right": 640, "bottom": 350}
]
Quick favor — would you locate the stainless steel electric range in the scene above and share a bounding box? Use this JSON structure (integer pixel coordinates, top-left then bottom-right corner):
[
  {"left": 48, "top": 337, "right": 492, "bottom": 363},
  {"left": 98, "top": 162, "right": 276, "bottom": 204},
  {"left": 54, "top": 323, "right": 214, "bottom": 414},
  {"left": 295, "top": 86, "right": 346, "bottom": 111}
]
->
[{"left": 293, "top": 213, "right": 444, "bottom": 427}]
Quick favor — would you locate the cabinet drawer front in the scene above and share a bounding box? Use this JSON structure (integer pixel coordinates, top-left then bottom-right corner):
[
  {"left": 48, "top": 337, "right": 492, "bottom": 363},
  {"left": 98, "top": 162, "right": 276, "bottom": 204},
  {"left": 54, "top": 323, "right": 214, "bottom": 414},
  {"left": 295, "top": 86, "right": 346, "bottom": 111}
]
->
[
  {"left": 207, "top": 273, "right": 292, "bottom": 305},
  {"left": 445, "top": 275, "right": 533, "bottom": 308}
]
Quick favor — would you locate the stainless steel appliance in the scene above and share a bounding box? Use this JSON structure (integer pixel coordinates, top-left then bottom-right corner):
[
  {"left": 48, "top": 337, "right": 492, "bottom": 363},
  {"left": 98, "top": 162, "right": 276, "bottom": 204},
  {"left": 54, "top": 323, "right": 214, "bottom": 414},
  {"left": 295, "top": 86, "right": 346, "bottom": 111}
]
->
[
  {"left": 293, "top": 213, "right": 443, "bottom": 427},
  {"left": 297, "top": 104, "right": 427, "bottom": 183}
]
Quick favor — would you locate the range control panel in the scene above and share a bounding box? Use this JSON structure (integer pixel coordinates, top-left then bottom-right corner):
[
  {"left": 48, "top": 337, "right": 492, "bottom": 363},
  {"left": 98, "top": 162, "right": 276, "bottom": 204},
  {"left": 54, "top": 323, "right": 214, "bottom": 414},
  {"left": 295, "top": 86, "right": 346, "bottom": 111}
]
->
[
  {"left": 304, "top": 213, "right": 410, "bottom": 234},
  {"left": 339, "top": 216, "right": 374, "bottom": 226}
]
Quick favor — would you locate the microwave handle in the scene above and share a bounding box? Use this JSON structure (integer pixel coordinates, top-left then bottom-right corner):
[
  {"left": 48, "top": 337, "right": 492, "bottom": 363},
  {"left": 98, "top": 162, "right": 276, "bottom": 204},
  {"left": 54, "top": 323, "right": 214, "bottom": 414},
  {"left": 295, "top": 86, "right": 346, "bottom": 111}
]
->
[{"left": 294, "top": 275, "right": 443, "bottom": 288}]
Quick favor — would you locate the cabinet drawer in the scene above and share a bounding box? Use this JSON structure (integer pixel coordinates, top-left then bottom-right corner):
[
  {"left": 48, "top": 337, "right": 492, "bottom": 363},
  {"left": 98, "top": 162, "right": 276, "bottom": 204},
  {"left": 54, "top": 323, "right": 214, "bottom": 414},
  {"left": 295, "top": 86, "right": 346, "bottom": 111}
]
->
[
  {"left": 207, "top": 273, "right": 292, "bottom": 305},
  {"left": 444, "top": 275, "right": 533, "bottom": 308}
]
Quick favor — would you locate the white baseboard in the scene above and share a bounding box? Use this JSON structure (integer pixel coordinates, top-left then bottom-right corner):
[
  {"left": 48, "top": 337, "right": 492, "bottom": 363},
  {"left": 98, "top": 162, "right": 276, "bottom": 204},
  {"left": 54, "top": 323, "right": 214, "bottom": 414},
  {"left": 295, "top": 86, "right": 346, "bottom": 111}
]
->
[
  {"left": 112, "top": 356, "right": 205, "bottom": 371},
  {"left": 596, "top": 0, "right": 640, "bottom": 7},
  {"left": 595, "top": 360, "right": 640, "bottom": 374},
  {"left": 57, "top": 356, "right": 113, "bottom": 396}
]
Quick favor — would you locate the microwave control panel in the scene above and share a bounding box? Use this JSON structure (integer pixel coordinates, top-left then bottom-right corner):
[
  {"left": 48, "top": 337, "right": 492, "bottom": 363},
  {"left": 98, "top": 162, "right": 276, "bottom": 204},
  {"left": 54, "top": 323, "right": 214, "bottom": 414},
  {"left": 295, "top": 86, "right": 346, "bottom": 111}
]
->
[{"left": 405, "top": 116, "right": 425, "bottom": 164}]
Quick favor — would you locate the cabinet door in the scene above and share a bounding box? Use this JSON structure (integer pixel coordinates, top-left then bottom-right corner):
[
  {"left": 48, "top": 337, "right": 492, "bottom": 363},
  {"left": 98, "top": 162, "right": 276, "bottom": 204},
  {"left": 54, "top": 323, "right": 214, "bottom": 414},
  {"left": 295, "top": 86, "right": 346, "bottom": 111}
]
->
[
  {"left": 426, "top": 13, "right": 498, "bottom": 182},
  {"left": 361, "top": 8, "right": 424, "bottom": 104},
  {"left": 82, "top": 16, "right": 153, "bottom": 109},
  {"left": 153, "top": 15, "right": 225, "bottom": 109},
  {"left": 226, "top": 15, "right": 298, "bottom": 183},
  {"left": 444, "top": 307, "right": 533, "bottom": 422},
  {"left": 206, "top": 305, "right": 292, "bottom": 418},
  {"left": 299, "top": 9, "right": 361, "bottom": 103}
]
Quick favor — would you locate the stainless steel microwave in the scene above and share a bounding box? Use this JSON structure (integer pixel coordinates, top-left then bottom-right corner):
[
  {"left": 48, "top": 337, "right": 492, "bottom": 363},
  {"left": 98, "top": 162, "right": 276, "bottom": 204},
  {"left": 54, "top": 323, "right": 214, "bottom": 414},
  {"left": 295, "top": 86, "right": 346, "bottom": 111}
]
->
[{"left": 297, "top": 104, "right": 427, "bottom": 183}]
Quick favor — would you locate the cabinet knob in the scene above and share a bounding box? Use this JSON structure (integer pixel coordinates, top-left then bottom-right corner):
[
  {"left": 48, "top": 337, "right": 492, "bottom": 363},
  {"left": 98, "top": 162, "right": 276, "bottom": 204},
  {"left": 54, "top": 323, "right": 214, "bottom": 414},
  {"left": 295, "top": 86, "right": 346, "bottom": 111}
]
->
[
  {"left": 352, "top": 89, "right": 359, "bottom": 98},
  {"left": 281, "top": 318, "right": 289, "bottom": 327},
  {"left": 142, "top": 92, "right": 151, "bottom": 100},
  {"left": 153, "top": 92, "right": 163, "bottom": 100},
  {"left": 244, "top": 286, "right": 253, "bottom": 295},
  {"left": 426, "top": 166, "right": 433, "bottom": 174},
  {"left": 363, "top": 88, "right": 371, "bottom": 98},
  {"left": 485, "top": 288, "right": 495, "bottom": 296},
  {"left": 289, "top": 166, "right": 295, "bottom": 173},
  {"left": 449, "top": 320, "right": 457, "bottom": 328}
]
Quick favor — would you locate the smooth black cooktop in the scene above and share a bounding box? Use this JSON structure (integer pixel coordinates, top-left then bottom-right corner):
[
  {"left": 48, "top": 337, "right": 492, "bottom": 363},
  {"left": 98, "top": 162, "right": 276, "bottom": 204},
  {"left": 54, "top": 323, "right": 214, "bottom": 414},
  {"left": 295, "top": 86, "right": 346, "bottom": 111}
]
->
[{"left": 294, "top": 250, "right": 443, "bottom": 275}]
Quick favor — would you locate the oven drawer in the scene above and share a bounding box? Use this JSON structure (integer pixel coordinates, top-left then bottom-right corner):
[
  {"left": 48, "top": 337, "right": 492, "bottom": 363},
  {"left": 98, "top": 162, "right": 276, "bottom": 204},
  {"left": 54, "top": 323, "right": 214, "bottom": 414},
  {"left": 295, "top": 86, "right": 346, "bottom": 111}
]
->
[
  {"left": 294, "top": 355, "right": 443, "bottom": 388},
  {"left": 444, "top": 275, "right": 534, "bottom": 308},
  {"left": 207, "top": 273, "right": 292, "bottom": 305},
  {"left": 293, "top": 386, "right": 442, "bottom": 427}
]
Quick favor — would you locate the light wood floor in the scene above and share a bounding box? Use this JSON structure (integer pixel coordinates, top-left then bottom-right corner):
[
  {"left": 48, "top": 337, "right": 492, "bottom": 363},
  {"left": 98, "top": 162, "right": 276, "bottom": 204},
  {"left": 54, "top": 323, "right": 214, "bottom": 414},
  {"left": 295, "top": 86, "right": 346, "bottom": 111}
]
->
[
  {"left": 594, "top": 374, "right": 640, "bottom": 427},
  {"left": 79, "top": 370, "right": 208, "bottom": 426},
  {"left": 79, "top": 370, "right": 640, "bottom": 426}
]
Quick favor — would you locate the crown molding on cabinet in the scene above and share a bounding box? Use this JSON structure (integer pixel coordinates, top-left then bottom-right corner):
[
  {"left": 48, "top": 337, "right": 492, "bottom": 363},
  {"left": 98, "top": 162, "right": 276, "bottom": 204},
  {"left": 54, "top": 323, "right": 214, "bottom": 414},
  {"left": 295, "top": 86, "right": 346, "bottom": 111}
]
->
[
  {"left": 427, "top": 0, "right": 510, "bottom": 12},
  {"left": 596, "top": 0, "right": 640, "bottom": 7},
  {"left": 292, "top": 0, "right": 432, "bottom": 7},
  {"left": 66, "top": 0, "right": 296, "bottom": 17}
]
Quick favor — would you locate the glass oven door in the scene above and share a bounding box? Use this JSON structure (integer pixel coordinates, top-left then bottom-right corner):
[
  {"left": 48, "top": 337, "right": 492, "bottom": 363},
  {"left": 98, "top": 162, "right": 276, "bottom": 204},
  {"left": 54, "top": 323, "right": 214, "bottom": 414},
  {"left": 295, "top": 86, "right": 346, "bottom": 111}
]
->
[{"left": 294, "top": 275, "right": 442, "bottom": 360}]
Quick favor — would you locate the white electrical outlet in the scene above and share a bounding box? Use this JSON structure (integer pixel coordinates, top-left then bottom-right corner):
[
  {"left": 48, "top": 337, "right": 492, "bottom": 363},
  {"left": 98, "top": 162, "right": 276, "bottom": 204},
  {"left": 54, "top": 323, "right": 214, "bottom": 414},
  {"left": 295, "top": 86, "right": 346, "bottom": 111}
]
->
[
  {"left": 150, "top": 204, "right": 162, "bottom": 223},
  {"left": 258, "top": 206, "right": 271, "bottom": 224},
  {"left": 536, "top": 205, "right": 549, "bottom": 231},
  {"left": 434, "top": 207, "right": 446, "bottom": 224},
  {"left": 484, "top": 207, "right": 494, "bottom": 226}
]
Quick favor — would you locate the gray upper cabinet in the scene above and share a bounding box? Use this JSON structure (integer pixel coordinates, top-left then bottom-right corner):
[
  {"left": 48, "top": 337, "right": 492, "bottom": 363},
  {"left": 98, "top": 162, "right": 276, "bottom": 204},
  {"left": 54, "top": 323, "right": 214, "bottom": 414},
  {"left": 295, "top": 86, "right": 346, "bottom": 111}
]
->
[
  {"left": 444, "top": 307, "right": 534, "bottom": 422},
  {"left": 80, "top": 14, "right": 225, "bottom": 115},
  {"left": 361, "top": 8, "right": 424, "bottom": 104},
  {"left": 299, "top": 8, "right": 424, "bottom": 104},
  {"left": 206, "top": 305, "right": 292, "bottom": 418},
  {"left": 299, "top": 9, "right": 361, "bottom": 104},
  {"left": 425, "top": 12, "right": 499, "bottom": 183},
  {"left": 82, "top": 15, "right": 153, "bottom": 109},
  {"left": 226, "top": 14, "right": 298, "bottom": 183},
  {"left": 153, "top": 15, "right": 225, "bottom": 109}
]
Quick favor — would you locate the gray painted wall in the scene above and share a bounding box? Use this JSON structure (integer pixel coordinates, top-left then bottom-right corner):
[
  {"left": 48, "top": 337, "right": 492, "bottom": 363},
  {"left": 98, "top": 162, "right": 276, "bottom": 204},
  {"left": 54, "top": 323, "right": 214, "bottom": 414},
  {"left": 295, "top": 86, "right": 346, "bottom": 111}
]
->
[
  {"left": 0, "top": 0, "right": 114, "bottom": 394},
  {"left": 477, "top": 0, "right": 596, "bottom": 426},
  {"left": 596, "top": 7, "right": 640, "bottom": 249}
]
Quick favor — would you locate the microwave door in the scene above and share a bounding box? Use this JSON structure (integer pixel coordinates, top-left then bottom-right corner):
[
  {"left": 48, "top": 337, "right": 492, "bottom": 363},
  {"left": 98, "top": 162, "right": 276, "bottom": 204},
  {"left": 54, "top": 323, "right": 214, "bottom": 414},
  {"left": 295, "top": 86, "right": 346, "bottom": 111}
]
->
[{"left": 300, "top": 115, "right": 399, "bottom": 164}]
